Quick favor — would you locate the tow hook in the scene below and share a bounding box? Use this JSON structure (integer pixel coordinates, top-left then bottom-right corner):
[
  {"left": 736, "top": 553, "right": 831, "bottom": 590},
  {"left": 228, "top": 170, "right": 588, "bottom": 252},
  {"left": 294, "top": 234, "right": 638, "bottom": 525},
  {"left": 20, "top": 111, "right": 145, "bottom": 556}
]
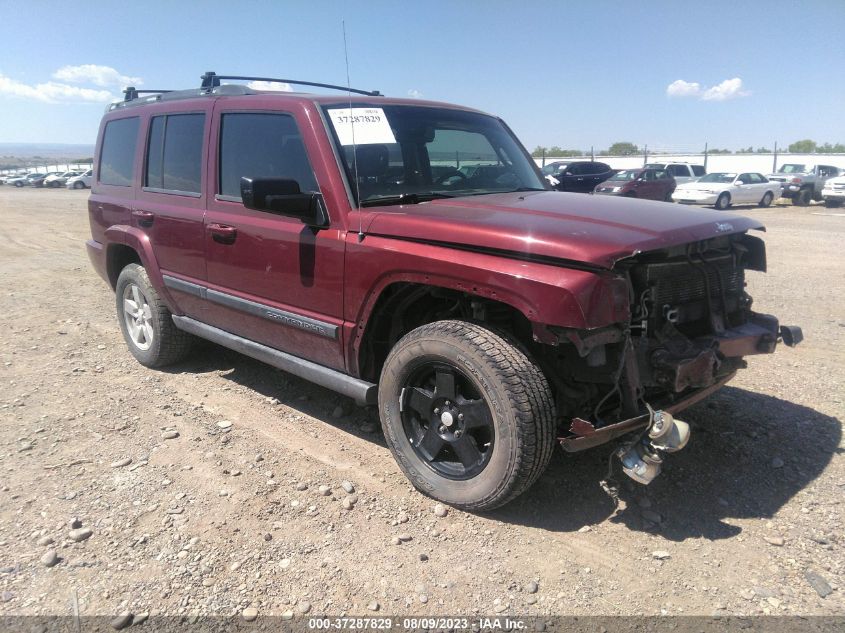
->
[
  {"left": 616, "top": 409, "right": 690, "bottom": 485},
  {"left": 779, "top": 325, "right": 803, "bottom": 347}
]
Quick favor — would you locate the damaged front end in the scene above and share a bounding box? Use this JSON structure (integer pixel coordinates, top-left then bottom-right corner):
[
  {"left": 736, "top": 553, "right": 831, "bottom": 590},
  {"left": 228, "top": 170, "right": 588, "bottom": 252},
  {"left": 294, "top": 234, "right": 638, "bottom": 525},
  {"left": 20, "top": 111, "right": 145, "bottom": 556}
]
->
[{"left": 543, "top": 231, "right": 802, "bottom": 484}]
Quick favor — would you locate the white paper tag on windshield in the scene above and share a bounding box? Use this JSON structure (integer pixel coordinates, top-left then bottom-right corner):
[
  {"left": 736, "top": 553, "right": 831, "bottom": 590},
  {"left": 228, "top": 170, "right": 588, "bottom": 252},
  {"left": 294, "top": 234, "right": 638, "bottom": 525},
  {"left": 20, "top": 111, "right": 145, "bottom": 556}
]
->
[{"left": 328, "top": 108, "right": 396, "bottom": 146}]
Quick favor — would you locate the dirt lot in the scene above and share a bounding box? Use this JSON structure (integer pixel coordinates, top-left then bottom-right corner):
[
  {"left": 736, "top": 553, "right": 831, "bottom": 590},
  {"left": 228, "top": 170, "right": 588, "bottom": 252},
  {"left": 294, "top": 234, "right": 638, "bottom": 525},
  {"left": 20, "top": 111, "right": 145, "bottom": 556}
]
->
[{"left": 0, "top": 186, "right": 843, "bottom": 620}]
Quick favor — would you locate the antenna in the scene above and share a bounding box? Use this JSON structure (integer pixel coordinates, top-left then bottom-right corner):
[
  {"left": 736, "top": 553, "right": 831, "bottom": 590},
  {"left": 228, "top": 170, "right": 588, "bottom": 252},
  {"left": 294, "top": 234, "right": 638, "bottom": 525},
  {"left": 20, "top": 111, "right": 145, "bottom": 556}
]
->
[{"left": 343, "top": 21, "right": 365, "bottom": 243}]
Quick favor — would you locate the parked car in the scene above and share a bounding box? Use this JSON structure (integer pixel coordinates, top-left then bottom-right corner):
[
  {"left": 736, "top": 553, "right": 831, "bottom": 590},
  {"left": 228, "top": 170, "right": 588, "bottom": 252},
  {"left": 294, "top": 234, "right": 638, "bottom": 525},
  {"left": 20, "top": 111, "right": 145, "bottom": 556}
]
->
[
  {"left": 30, "top": 172, "right": 64, "bottom": 187},
  {"left": 87, "top": 71, "right": 801, "bottom": 511},
  {"left": 644, "top": 162, "right": 705, "bottom": 185},
  {"left": 593, "top": 167, "right": 675, "bottom": 201},
  {"left": 673, "top": 172, "right": 780, "bottom": 210},
  {"left": 66, "top": 169, "right": 93, "bottom": 189},
  {"left": 821, "top": 175, "right": 845, "bottom": 208},
  {"left": 542, "top": 161, "right": 615, "bottom": 193},
  {"left": 766, "top": 164, "right": 841, "bottom": 206},
  {"left": 44, "top": 170, "right": 82, "bottom": 188},
  {"left": 6, "top": 173, "right": 45, "bottom": 187}
]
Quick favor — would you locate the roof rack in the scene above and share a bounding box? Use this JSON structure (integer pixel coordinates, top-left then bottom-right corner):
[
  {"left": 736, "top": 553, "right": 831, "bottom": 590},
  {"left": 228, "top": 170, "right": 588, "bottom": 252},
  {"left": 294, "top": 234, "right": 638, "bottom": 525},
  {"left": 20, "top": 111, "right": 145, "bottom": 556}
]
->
[
  {"left": 123, "top": 87, "right": 173, "bottom": 102},
  {"left": 199, "top": 71, "right": 381, "bottom": 97}
]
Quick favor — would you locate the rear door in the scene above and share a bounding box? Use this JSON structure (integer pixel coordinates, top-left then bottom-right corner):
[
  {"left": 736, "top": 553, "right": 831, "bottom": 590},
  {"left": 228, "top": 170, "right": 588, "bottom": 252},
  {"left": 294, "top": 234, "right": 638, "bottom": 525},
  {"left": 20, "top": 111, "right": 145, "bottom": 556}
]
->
[
  {"left": 202, "top": 106, "right": 346, "bottom": 371},
  {"left": 134, "top": 104, "right": 211, "bottom": 317}
]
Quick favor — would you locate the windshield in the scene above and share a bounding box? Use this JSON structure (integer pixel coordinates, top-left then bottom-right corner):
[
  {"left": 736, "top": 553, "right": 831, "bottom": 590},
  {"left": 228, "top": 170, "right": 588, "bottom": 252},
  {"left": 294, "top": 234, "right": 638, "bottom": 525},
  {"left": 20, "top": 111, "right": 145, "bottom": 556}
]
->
[
  {"left": 322, "top": 104, "right": 544, "bottom": 206},
  {"left": 609, "top": 170, "right": 640, "bottom": 181},
  {"left": 643, "top": 163, "right": 664, "bottom": 169},
  {"left": 778, "top": 164, "right": 807, "bottom": 174},
  {"left": 697, "top": 173, "right": 736, "bottom": 183}
]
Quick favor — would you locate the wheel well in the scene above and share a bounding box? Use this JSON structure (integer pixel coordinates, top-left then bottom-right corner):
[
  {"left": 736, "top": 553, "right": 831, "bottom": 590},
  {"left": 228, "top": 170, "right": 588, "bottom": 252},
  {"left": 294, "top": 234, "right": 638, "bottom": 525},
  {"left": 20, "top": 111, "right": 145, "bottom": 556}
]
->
[
  {"left": 358, "top": 283, "right": 533, "bottom": 382},
  {"left": 106, "top": 244, "right": 141, "bottom": 289}
]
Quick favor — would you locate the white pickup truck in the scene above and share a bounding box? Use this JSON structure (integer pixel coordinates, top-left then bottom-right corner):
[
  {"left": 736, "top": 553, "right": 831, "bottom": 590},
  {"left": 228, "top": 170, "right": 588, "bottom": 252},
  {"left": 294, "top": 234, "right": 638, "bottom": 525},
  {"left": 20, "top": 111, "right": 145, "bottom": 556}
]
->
[
  {"left": 767, "top": 164, "right": 842, "bottom": 206},
  {"left": 644, "top": 162, "right": 706, "bottom": 185}
]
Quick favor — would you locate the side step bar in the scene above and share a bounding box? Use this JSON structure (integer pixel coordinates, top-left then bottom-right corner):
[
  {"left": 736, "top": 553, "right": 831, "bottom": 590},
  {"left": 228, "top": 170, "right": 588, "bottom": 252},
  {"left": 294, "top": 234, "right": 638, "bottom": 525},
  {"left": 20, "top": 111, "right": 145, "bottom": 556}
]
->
[{"left": 172, "top": 316, "right": 378, "bottom": 406}]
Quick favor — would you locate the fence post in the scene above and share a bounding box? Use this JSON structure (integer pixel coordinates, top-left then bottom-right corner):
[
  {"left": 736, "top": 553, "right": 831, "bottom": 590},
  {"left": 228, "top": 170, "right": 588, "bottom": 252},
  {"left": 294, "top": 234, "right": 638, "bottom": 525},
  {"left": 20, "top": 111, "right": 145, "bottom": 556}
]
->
[
  {"left": 703, "top": 142, "right": 708, "bottom": 172},
  {"left": 541, "top": 149, "right": 546, "bottom": 168},
  {"left": 773, "top": 142, "right": 778, "bottom": 173},
  {"left": 643, "top": 144, "right": 648, "bottom": 166}
]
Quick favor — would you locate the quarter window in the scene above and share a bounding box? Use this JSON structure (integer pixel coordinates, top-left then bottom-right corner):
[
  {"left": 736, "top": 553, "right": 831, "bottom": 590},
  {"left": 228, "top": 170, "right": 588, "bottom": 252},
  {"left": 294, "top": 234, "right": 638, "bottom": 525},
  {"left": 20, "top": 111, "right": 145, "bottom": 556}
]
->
[
  {"left": 145, "top": 113, "right": 205, "bottom": 194},
  {"left": 99, "top": 117, "right": 140, "bottom": 186},
  {"left": 219, "top": 113, "right": 318, "bottom": 198}
]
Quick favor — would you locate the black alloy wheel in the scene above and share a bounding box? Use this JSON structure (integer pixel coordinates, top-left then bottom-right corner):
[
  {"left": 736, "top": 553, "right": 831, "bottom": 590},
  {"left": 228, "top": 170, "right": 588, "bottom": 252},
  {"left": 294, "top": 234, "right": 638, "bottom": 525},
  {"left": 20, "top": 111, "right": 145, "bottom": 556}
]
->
[{"left": 401, "top": 362, "right": 495, "bottom": 480}]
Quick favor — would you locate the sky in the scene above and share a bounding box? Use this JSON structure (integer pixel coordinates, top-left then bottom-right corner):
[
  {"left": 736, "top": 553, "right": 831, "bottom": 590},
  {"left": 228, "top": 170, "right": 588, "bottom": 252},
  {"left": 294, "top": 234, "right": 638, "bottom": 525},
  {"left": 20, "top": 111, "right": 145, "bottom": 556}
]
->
[{"left": 0, "top": 0, "right": 843, "bottom": 152}]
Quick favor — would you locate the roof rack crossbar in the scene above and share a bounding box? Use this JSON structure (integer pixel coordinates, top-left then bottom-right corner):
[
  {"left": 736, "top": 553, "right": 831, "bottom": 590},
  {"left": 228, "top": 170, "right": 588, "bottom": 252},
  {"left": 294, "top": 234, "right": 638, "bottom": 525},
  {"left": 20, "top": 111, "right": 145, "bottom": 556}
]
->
[
  {"left": 200, "top": 71, "right": 381, "bottom": 97},
  {"left": 123, "top": 87, "right": 174, "bottom": 102}
]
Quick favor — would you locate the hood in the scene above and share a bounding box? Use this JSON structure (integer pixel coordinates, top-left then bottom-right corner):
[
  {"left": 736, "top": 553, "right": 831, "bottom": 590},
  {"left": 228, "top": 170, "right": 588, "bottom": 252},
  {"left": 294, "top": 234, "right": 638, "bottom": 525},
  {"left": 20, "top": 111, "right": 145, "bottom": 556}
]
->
[
  {"left": 365, "top": 191, "right": 763, "bottom": 270},
  {"left": 676, "top": 180, "right": 729, "bottom": 192}
]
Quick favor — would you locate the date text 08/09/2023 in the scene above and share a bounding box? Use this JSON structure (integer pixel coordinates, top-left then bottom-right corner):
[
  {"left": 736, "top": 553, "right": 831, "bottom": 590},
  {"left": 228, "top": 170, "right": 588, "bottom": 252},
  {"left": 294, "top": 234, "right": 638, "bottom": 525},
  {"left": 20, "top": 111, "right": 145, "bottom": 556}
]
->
[{"left": 307, "top": 617, "right": 531, "bottom": 630}]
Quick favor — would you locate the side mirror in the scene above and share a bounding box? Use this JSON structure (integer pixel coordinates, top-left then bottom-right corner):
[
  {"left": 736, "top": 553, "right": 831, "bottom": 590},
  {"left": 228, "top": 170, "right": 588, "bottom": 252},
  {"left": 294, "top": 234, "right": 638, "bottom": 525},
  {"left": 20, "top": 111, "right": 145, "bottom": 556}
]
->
[{"left": 240, "top": 177, "right": 329, "bottom": 228}]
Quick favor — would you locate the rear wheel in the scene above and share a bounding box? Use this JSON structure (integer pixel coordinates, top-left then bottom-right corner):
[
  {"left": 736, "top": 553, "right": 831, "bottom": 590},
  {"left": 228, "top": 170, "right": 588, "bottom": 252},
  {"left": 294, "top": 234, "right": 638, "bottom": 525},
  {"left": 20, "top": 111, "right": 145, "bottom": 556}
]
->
[
  {"left": 115, "top": 264, "right": 193, "bottom": 367},
  {"left": 795, "top": 189, "right": 811, "bottom": 206},
  {"left": 715, "top": 192, "right": 731, "bottom": 210},
  {"left": 759, "top": 191, "right": 774, "bottom": 208},
  {"left": 378, "top": 320, "right": 556, "bottom": 511},
  {"left": 825, "top": 199, "right": 841, "bottom": 208},
  {"left": 663, "top": 191, "right": 674, "bottom": 202}
]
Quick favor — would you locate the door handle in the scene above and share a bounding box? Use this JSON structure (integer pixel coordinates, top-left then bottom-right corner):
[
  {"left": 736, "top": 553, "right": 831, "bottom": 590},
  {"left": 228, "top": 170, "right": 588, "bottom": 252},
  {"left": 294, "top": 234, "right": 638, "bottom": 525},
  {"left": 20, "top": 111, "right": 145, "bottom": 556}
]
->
[
  {"left": 208, "top": 223, "right": 237, "bottom": 244},
  {"left": 132, "top": 209, "right": 155, "bottom": 226}
]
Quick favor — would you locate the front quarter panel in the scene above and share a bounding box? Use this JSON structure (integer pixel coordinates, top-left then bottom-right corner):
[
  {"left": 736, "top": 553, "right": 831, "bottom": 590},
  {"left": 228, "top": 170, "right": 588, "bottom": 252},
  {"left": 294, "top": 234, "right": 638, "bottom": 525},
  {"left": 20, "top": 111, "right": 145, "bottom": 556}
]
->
[{"left": 344, "top": 233, "right": 630, "bottom": 373}]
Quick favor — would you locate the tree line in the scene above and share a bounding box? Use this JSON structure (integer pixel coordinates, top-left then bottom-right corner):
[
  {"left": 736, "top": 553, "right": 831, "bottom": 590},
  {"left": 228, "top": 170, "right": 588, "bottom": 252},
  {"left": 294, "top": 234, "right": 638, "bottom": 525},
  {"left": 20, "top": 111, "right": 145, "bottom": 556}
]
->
[{"left": 531, "top": 140, "right": 845, "bottom": 157}]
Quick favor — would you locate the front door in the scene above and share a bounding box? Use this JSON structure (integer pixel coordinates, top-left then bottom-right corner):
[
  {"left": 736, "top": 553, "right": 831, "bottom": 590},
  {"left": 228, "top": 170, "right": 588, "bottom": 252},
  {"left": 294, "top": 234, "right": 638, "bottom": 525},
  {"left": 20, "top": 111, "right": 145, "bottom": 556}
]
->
[{"left": 202, "top": 109, "right": 346, "bottom": 371}]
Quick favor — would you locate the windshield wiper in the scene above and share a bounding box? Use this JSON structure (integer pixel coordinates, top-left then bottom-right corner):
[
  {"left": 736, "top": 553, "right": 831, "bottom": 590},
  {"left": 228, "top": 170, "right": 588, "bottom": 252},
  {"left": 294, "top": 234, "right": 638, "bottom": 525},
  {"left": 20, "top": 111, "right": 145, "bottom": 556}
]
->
[{"left": 360, "top": 192, "right": 456, "bottom": 208}]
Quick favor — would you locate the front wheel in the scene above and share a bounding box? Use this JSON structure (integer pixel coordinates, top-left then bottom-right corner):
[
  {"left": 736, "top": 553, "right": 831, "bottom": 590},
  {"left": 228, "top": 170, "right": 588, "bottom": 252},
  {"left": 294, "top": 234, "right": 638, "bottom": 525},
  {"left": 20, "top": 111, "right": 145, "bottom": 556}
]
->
[
  {"left": 115, "top": 264, "right": 193, "bottom": 367},
  {"left": 824, "top": 199, "right": 841, "bottom": 208},
  {"left": 73, "top": 181, "right": 85, "bottom": 189},
  {"left": 379, "top": 320, "right": 556, "bottom": 511},
  {"left": 715, "top": 192, "right": 731, "bottom": 210},
  {"left": 759, "top": 191, "right": 774, "bottom": 208}
]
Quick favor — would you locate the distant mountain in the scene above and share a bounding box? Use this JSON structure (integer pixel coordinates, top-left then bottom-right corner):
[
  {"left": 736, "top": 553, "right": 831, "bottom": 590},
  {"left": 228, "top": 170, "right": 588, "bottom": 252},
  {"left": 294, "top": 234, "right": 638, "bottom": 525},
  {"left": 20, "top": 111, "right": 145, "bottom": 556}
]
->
[{"left": 0, "top": 143, "right": 95, "bottom": 160}]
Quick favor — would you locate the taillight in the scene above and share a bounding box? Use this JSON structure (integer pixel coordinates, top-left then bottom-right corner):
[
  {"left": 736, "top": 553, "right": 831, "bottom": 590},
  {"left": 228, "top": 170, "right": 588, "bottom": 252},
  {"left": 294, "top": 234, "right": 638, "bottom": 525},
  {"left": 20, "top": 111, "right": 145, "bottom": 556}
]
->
[{"left": 791, "top": 177, "right": 802, "bottom": 184}]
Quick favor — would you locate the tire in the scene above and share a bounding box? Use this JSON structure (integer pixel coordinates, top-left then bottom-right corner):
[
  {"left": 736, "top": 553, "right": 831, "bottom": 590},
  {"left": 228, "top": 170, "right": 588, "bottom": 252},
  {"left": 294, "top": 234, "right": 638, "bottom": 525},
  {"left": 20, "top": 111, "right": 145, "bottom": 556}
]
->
[
  {"left": 73, "top": 181, "right": 85, "bottom": 189},
  {"left": 14, "top": 181, "right": 22, "bottom": 187},
  {"left": 715, "top": 192, "right": 731, "bottom": 210},
  {"left": 795, "top": 189, "right": 811, "bottom": 206},
  {"left": 663, "top": 191, "right": 674, "bottom": 202},
  {"left": 825, "top": 199, "right": 841, "bottom": 208},
  {"left": 759, "top": 191, "right": 774, "bottom": 208},
  {"left": 378, "top": 320, "right": 556, "bottom": 511},
  {"left": 115, "top": 263, "right": 193, "bottom": 368}
]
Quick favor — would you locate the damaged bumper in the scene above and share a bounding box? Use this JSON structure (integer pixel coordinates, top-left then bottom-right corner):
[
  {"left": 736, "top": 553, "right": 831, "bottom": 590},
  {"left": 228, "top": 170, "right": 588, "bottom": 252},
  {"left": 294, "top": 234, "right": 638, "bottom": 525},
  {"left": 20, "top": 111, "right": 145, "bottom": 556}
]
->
[{"left": 559, "top": 315, "right": 803, "bottom": 453}]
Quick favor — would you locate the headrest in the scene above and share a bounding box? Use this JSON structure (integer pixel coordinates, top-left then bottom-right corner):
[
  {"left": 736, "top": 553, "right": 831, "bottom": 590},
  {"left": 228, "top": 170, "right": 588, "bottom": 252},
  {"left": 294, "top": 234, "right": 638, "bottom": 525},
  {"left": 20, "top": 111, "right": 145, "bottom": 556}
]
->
[{"left": 352, "top": 144, "right": 389, "bottom": 178}]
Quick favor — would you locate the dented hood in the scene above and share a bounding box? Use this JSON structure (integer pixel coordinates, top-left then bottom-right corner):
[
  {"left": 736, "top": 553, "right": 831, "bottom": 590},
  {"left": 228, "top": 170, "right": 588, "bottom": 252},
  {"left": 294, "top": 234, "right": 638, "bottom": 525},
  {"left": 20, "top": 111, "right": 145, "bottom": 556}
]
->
[{"left": 365, "top": 191, "right": 763, "bottom": 269}]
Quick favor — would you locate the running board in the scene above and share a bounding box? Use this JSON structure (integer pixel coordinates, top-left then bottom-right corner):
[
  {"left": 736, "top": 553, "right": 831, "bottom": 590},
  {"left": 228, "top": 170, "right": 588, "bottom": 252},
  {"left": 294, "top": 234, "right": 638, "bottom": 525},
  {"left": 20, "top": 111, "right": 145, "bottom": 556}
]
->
[{"left": 171, "top": 316, "right": 377, "bottom": 406}]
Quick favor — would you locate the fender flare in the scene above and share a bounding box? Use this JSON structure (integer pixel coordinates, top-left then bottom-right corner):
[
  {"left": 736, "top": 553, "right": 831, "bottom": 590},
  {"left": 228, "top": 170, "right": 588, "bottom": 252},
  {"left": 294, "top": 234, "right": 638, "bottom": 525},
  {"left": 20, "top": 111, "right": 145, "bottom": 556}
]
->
[{"left": 104, "top": 225, "right": 181, "bottom": 313}]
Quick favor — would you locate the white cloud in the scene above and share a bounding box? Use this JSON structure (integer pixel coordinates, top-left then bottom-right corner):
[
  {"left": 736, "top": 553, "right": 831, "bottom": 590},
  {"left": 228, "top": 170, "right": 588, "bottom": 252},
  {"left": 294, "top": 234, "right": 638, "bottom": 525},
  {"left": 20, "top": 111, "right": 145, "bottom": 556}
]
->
[
  {"left": 53, "top": 64, "right": 141, "bottom": 87},
  {"left": 407, "top": 88, "right": 423, "bottom": 98},
  {"left": 0, "top": 73, "right": 114, "bottom": 103},
  {"left": 701, "top": 77, "right": 750, "bottom": 101},
  {"left": 666, "top": 79, "right": 701, "bottom": 98},
  {"left": 246, "top": 80, "right": 292, "bottom": 92},
  {"left": 667, "top": 77, "right": 751, "bottom": 101}
]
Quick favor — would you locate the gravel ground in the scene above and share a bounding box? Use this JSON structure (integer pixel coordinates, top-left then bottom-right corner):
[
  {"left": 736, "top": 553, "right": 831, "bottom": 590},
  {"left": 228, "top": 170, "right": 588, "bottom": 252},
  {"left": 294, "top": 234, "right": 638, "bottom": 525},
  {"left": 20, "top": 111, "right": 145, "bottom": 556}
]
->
[{"left": 0, "top": 187, "right": 842, "bottom": 620}]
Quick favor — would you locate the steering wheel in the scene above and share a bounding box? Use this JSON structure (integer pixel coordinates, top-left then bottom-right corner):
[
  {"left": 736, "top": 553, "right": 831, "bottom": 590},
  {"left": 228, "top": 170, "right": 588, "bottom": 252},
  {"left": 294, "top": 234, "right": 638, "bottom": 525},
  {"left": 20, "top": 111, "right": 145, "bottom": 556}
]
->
[{"left": 434, "top": 169, "right": 468, "bottom": 186}]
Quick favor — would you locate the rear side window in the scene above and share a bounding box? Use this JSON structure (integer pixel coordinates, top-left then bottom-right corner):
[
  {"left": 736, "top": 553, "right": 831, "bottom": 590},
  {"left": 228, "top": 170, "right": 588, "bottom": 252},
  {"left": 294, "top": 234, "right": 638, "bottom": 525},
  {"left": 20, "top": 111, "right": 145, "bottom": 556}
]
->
[
  {"left": 692, "top": 165, "right": 706, "bottom": 176},
  {"left": 145, "top": 113, "right": 205, "bottom": 194},
  {"left": 668, "top": 165, "right": 688, "bottom": 177},
  {"left": 219, "top": 113, "right": 318, "bottom": 198},
  {"left": 99, "top": 117, "right": 139, "bottom": 186}
]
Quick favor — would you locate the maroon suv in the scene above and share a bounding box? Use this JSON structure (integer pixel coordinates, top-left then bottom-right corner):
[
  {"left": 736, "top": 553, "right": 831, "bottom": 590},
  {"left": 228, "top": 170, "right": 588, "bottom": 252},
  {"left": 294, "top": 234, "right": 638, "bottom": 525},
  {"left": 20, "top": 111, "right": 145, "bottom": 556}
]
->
[
  {"left": 594, "top": 167, "right": 676, "bottom": 201},
  {"left": 86, "top": 72, "right": 801, "bottom": 511}
]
